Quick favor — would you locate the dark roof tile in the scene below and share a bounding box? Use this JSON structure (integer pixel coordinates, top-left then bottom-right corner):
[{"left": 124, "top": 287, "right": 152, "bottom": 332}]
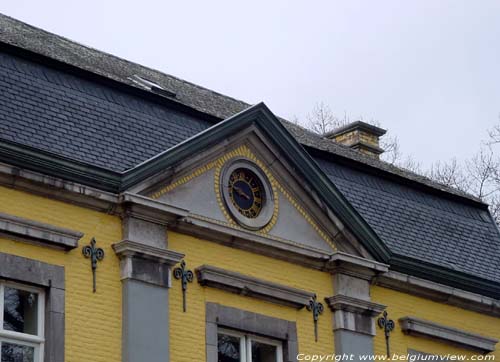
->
[
  {"left": 0, "top": 12, "right": 483, "bottom": 203},
  {"left": 317, "top": 157, "right": 500, "bottom": 283}
]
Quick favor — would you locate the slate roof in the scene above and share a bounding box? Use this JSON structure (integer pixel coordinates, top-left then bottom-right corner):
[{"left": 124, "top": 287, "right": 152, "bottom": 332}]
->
[
  {"left": 0, "top": 13, "right": 481, "bottom": 202},
  {"left": 0, "top": 13, "right": 499, "bottom": 285},
  {"left": 317, "top": 158, "right": 500, "bottom": 283},
  {"left": 0, "top": 51, "right": 212, "bottom": 172}
]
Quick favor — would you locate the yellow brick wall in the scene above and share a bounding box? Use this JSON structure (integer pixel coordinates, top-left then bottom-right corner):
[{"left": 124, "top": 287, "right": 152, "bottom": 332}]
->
[
  {"left": 372, "top": 286, "right": 500, "bottom": 359},
  {"left": 0, "top": 186, "right": 122, "bottom": 362},
  {"left": 2, "top": 184, "right": 499, "bottom": 362},
  {"left": 168, "top": 231, "right": 335, "bottom": 361}
]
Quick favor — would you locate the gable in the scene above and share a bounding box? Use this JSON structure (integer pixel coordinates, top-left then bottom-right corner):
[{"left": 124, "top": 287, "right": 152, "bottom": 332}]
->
[{"left": 147, "top": 144, "right": 338, "bottom": 254}]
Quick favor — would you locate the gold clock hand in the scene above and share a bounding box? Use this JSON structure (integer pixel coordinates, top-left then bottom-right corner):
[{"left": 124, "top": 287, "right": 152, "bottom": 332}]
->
[{"left": 233, "top": 185, "right": 251, "bottom": 200}]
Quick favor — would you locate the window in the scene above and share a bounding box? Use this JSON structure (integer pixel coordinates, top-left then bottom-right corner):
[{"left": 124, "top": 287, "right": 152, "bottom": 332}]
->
[
  {"left": 218, "top": 329, "right": 283, "bottom": 362},
  {"left": 0, "top": 281, "right": 44, "bottom": 362}
]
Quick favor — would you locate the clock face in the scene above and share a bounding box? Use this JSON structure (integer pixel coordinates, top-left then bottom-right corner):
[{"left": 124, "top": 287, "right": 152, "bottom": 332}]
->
[{"left": 228, "top": 168, "right": 264, "bottom": 218}]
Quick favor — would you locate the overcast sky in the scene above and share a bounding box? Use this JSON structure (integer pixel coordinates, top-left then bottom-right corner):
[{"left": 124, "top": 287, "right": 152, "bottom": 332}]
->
[{"left": 1, "top": 1, "right": 499, "bottom": 168}]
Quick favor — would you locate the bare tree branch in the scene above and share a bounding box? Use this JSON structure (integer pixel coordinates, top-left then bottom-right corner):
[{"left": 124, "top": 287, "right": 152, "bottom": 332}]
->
[
  {"left": 299, "top": 102, "right": 500, "bottom": 227},
  {"left": 427, "top": 159, "right": 470, "bottom": 192},
  {"left": 304, "top": 102, "right": 348, "bottom": 134},
  {"left": 487, "top": 114, "right": 500, "bottom": 145}
]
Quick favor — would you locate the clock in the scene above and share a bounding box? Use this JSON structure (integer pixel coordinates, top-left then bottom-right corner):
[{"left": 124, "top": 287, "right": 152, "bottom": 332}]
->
[
  {"left": 228, "top": 168, "right": 263, "bottom": 219},
  {"left": 220, "top": 159, "right": 274, "bottom": 230}
]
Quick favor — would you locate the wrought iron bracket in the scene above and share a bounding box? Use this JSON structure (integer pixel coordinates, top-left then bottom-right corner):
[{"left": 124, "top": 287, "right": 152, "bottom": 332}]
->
[
  {"left": 378, "top": 310, "right": 395, "bottom": 357},
  {"left": 306, "top": 294, "right": 324, "bottom": 342},
  {"left": 174, "top": 260, "right": 194, "bottom": 312},
  {"left": 82, "top": 237, "right": 104, "bottom": 293}
]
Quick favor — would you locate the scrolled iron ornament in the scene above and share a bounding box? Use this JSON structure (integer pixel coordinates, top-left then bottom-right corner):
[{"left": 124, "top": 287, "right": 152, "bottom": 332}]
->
[
  {"left": 173, "top": 260, "right": 194, "bottom": 312},
  {"left": 378, "top": 310, "right": 395, "bottom": 357},
  {"left": 82, "top": 237, "right": 104, "bottom": 293},
  {"left": 306, "top": 294, "right": 324, "bottom": 342}
]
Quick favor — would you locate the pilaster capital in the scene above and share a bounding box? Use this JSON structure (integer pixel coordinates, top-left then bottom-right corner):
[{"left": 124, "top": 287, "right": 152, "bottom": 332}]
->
[
  {"left": 326, "top": 252, "right": 388, "bottom": 280},
  {"left": 112, "top": 240, "right": 184, "bottom": 287},
  {"left": 325, "top": 295, "right": 386, "bottom": 316}
]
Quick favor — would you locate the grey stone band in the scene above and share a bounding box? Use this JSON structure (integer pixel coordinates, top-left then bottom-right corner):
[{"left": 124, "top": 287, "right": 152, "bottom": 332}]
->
[
  {"left": 0, "top": 211, "right": 83, "bottom": 250},
  {"left": 196, "top": 265, "right": 314, "bottom": 309},
  {"left": 0, "top": 252, "right": 65, "bottom": 362},
  {"left": 375, "top": 271, "right": 500, "bottom": 318},
  {"left": 206, "top": 302, "right": 298, "bottom": 362},
  {"left": 399, "top": 316, "right": 498, "bottom": 353}
]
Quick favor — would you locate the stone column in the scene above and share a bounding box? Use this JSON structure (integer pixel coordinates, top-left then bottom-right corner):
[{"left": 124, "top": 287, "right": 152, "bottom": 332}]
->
[
  {"left": 113, "top": 211, "right": 184, "bottom": 362},
  {"left": 325, "top": 253, "right": 388, "bottom": 360}
]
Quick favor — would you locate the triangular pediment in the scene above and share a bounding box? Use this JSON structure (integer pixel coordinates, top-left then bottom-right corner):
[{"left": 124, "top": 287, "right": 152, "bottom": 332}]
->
[
  {"left": 129, "top": 105, "right": 381, "bottom": 259},
  {"left": 145, "top": 144, "right": 337, "bottom": 253}
]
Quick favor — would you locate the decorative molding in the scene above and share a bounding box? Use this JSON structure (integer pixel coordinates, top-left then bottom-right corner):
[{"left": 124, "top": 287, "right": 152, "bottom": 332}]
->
[
  {"left": 196, "top": 265, "right": 314, "bottom": 309},
  {"left": 374, "top": 271, "right": 500, "bottom": 317},
  {"left": 206, "top": 302, "right": 298, "bottom": 362},
  {"left": 399, "top": 316, "right": 498, "bottom": 353},
  {"left": 276, "top": 185, "right": 336, "bottom": 250},
  {"left": 113, "top": 240, "right": 184, "bottom": 288},
  {"left": 119, "top": 193, "right": 188, "bottom": 226},
  {"left": 178, "top": 214, "right": 331, "bottom": 269},
  {"left": 325, "top": 295, "right": 386, "bottom": 316},
  {"left": 389, "top": 254, "right": 500, "bottom": 300},
  {"left": 325, "top": 294, "right": 386, "bottom": 336},
  {"left": 0, "top": 211, "right": 83, "bottom": 250},
  {"left": 327, "top": 252, "right": 389, "bottom": 279},
  {"left": 2, "top": 145, "right": 500, "bottom": 301},
  {"left": 150, "top": 144, "right": 337, "bottom": 248},
  {"left": 113, "top": 239, "right": 184, "bottom": 265}
]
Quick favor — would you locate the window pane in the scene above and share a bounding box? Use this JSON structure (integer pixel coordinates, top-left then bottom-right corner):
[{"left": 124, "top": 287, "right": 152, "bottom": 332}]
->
[
  {"left": 3, "top": 287, "right": 38, "bottom": 335},
  {"left": 218, "top": 333, "right": 241, "bottom": 362},
  {"left": 1, "top": 342, "right": 35, "bottom": 362},
  {"left": 251, "top": 341, "right": 277, "bottom": 362}
]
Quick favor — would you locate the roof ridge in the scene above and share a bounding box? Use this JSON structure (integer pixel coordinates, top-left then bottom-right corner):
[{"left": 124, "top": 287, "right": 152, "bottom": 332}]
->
[
  {"left": 0, "top": 12, "right": 485, "bottom": 206},
  {"left": 1, "top": 13, "right": 253, "bottom": 109}
]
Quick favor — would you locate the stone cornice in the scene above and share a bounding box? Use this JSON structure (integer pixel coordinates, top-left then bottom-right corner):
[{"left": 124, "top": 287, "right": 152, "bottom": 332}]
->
[
  {"left": 399, "top": 316, "right": 498, "bottom": 353},
  {"left": 112, "top": 239, "right": 184, "bottom": 266},
  {"left": 118, "top": 193, "right": 188, "bottom": 226},
  {"left": 326, "top": 252, "right": 389, "bottom": 279},
  {"left": 2, "top": 159, "right": 500, "bottom": 302},
  {"left": 0, "top": 211, "right": 83, "bottom": 250},
  {"left": 195, "top": 265, "right": 315, "bottom": 309},
  {"left": 178, "top": 214, "right": 331, "bottom": 269},
  {"left": 0, "top": 161, "right": 119, "bottom": 212},
  {"left": 325, "top": 295, "right": 386, "bottom": 316},
  {"left": 375, "top": 271, "right": 500, "bottom": 317}
]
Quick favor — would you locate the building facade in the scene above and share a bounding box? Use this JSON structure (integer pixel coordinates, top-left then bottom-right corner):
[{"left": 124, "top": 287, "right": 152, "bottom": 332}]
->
[{"left": 0, "top": 13, "right": 499, "bottom": 362}]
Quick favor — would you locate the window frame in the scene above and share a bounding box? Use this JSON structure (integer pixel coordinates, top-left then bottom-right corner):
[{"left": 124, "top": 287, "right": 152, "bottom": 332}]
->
[
  {"left": 206, "top": 303, "right": 297, "bottom": 362},
  {"left": 0, "top": 280, "right": 45, "bottom": 362},
  {"left": 0, "top": 252, "right": 64, "bottom": 362},
  {"left": 218, "top": 328, "right": 284, "bottom": 362}
]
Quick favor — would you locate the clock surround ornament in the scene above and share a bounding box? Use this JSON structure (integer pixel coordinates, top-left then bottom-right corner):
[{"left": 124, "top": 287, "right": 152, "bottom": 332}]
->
[{"left": 221, "top": 159, "right": 275, "bottom": 230}]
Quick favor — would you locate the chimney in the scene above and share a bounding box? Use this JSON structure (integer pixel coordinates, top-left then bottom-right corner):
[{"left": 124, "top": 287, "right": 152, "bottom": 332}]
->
[{"left": 324, "top": 121, "right": 387, "bottom": 159}]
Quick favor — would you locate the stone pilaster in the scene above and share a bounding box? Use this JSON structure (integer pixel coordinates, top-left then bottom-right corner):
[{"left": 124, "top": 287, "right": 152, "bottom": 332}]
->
[
  {"left": 326, "top": 253, "right": 388, "bottom": 360},
  {"left": 114, "top": 206, "right": 184, "bottom": 362}
]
